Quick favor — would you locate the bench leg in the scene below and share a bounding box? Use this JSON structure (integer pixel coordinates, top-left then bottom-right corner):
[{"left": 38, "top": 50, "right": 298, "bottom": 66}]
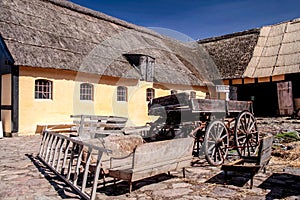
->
[
  {"left": 250, "top": 172, "right": 255, "bottom": 189},
  {"left": 224, "top": 170, "right": 228, "bottom": 184},
  {"left": 129, "top": 181, "right": 132, "bottom": 193},
  {"left": 113, "top": 178, "right": 117, "bottom": 188},
  {"left": 100, "top": 169, "right": 106, "bottom": 187},
  {"left": 183, "top": 168, "right": 186, "bottom": 178}
]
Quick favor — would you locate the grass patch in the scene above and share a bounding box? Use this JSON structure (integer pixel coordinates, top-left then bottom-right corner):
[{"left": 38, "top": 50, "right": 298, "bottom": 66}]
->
[{"left": 275, "top": 132, "right": 300, "bottom": 143}]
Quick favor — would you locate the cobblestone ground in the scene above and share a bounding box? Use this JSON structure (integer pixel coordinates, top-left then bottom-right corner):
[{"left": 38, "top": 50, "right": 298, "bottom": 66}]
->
[{"left": 0, "top": 118, "right": 299, "bottom": 200}]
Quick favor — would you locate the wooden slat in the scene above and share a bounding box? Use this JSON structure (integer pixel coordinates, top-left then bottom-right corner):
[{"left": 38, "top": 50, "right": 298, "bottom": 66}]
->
[
  {"left": 81, "top": 147, "right": 92, "bottom": 192},
  {"left": 90, "top": 150, "right": 103, "bottom": 200},
  {"left": 55, "top": 138, "right": 65, "bottom": 170},
  {"left": 67, "top": 143, "right": 76, "bottom": 180},
  {"left": 45, "top": 134, "right": 54, "bottom": 162},
  {"left": 227, "top": 101, "right": 252, "bottom": 113},
  {"left": 277, "top": 81, "right": 294, "bottom": 115},
  {"left": 74, "top": 145, "right": 83, "bottom": 186},
  {"left": 191, "top": 99, "right": 226, "bottom": 113}
]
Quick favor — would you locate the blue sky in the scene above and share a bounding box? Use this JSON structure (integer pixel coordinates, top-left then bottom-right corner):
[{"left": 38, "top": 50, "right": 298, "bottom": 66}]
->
[{"left": 69, "top": 0, "right": 300, "bottom": 41}]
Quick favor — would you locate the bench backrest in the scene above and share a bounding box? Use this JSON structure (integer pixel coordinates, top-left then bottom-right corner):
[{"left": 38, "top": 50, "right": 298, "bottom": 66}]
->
[
  {"left": 133, "top": 137, "right": 194, "bottom": 169},
  {"left": 257, "top": 135, "right": 273, "bottom": 167},
  {"left": 71, "top": 115, "right": 128, "bottom": 139}
]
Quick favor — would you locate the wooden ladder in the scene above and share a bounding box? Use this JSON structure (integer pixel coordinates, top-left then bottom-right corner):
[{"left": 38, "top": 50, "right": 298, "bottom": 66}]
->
[{"left": 38, "top": 131, "right": 110, "bottom": 200}]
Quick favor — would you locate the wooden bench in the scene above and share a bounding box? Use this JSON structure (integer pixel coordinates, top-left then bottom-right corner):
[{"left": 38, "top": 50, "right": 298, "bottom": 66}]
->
[
  {"left": 108, "top": 137, "right": 194, "bottom": 192},
  {"left": 221, "top": 135, "right": 274, "bottom": 188},
  {"left": 71, "top": 115, "right": 128, "bottom": 139}
]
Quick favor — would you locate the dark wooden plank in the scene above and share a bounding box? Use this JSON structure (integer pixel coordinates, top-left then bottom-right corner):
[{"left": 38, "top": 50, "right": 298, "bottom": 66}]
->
[
  {"left": 1, "top": 105, "right": 12, "bottom": 110},
  {"left": 257, "top": 135, "right": 273, "bottom": 166},
  {"left": 149, "top": 93, "right": 190, "bottom": 108},
  {"left": 277, "top": 81, "right": 294, "bottom": 115},
  {"left": 227, "top": 100, "right": 252, "bottom": 113},
  {"left": 12, "top": 65, "right": 19, "bottom": 133},
  {"left": 191, "top": 99, "right": 226, "bottom": 113}
]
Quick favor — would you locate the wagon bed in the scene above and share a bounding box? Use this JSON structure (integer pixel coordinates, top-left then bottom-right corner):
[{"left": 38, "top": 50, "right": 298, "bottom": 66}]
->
[
  {"left": 148, "top": 92, "right": 253, "bottom": 115},
  {"left": 147, "top": 92, "right": 259, "bottom": 166}
]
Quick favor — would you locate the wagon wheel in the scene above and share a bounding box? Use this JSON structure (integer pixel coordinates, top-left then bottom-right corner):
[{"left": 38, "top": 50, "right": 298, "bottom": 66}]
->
[
  {"left": 234, "top": 110, "right": 259, "bottom": 157},
  {"left": 204, "top": 120, "right": 229, "bottom": 166},
  {"left": 296, "top": 108, "right": 300, "bottom": 119},
  {"left": 190, "top": 124, "right": 205, "bottom": 158}
]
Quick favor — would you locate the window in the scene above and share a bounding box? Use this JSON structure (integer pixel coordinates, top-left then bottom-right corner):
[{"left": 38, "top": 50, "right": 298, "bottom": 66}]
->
[
  {"left": 117, "top": 86, "right": 127, "bottom": 102},
  {"left": 190, "top": 91, "right": 196, "bottom": 99},
  {"left": 171, "top": 90, "right": 177, "bottom": 95},
  {"left": 80, "top": 83, "right": 94, "bottom": 101},
  {"left": 146, "top": 88, "right": 155, "bottom": 101},
  {"left": 35, "top": 79, "right": 52, "bottom": 99}
]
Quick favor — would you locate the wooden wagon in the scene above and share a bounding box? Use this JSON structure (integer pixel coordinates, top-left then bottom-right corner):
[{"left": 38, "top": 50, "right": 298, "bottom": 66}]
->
[{"left": 147, "top": 92, "right": 260, "bottom": 166}]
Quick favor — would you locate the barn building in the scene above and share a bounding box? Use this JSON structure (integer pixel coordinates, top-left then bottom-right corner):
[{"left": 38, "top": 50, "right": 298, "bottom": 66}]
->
[
  {"left": 0, "top": 0, "right": 218, "bottom": 135},
  {"left": 199, "top": 19, "right": 300, "bottom": 117}
]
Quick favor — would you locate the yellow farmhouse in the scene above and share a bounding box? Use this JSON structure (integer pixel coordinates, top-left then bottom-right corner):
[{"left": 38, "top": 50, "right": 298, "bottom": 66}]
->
[{"left": 0, "top": 0, "right": 218, "bottom": 135}]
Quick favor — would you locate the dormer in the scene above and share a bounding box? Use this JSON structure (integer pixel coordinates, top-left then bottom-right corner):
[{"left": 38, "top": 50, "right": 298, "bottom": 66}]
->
[{"left": 124, "top": 54, "right": 155, "bottom": 82}]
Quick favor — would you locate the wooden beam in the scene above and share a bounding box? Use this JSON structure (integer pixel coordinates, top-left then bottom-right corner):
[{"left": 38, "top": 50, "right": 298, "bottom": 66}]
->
[
  {"left": 11, "top": 65, "right": 19, "bottom": 133},
  {"left": 258, "top": 77, "right": 271, "bottom": 83},
  {"left": 244, "top": 78, "right": 255, "bottom": 84},
  {"left": 272, "top": 74, "right": 285, "bottom": 82},
  {"left": 0, "top": 73, "right": 1, "bottom": 120},
  {"left": 1, "top": 105, "right": 12, "bottom": 110},
  {"left": 0, "top": 65, "right": 11, "bottom": 74},
  {"left": 232, "top": 79, "right": 243, "bottom": 85}
]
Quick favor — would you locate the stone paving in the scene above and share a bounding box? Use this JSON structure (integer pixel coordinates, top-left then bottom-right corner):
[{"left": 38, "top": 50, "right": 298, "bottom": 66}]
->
[{"left": 0, "top": 118, "right": 300, "bottom": 200}]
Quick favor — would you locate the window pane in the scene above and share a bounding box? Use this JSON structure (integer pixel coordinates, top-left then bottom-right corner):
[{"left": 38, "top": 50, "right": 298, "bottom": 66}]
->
[
  {"left": 117, "top": 86, "right": 127, "bottom": 102},
  {"left": 35, "top": 79, "right": 52, "bottom": 99},
  {"left": 80, "top": 83, "right": 93, "bottom": 100},
  {"left": 146, "top": 88, "right": 155, "bottom": 101}
]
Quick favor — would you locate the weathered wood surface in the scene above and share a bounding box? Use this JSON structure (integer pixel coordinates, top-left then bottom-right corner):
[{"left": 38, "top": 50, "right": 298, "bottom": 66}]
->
[
  {"left": 71, "top": 115, "right": 128, "bottom": 139},
  {"left": 35, "top": 124, "right": 77, "bottom": 134},
  {"left": 148, "top": 92, "right": 253, "bottom": 116},
  {"left": 81, "top": 134, "right": 144, "bottom": 173},
  {"left": 277, "top": 81, "right": 294, "bottom": 115},
  {"left": 108, "top": 137, "right": 194, "bottom": 192},
  {"left": 148, "top": 93, "right": 190, "bottom": 115},
  {"left": 226, "top": 100, "right": 253, "bottom": 113},
  {"left": 221, "top": 135, "right": 274, "bottom": 189},
  {"left": 38, "top": 131, "right": 111, "bottom": 200},
  {"left": 191, "top": 99, "right": 226, "bottom": 113}
]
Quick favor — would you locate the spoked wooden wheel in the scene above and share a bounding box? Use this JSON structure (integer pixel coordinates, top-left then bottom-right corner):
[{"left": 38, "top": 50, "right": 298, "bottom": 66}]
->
[
  {"left": 204, "top": 120, "right": 229, "bottom": 166},
  {"left": 234, "top": 111, "right": 259, "bottom": 157},
  {"left": 190, "top": 125, "right": 205, "bottom": 158}
]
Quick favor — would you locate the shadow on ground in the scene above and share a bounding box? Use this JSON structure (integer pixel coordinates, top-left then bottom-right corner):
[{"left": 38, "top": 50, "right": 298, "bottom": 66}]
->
[
  {"left": 97, "top": 173, "right": 174, "bottom": 196},
  {"left": 259, "top": 173, "right": 300, "bottom": 199},
  {"left": 205, "top": 171, "right": 252, "bottom": 188},
  {"left": 26, "top": 154, "right": 80, "bottom": 199}
]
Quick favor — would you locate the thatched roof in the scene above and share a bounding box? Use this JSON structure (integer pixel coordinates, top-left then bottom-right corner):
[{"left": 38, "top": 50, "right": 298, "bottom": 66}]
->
[
  {"left": 0, "top": 0, "right": 218, "bottom": 86},
  {"left": 199, "top": 18, "right": 300, "bottom": 79},
  {"left": 198, "top": 29, "right": 260, "bottom": 79},
  {"left": 244, "top": 18, "right": 300, "bottom": 78}
]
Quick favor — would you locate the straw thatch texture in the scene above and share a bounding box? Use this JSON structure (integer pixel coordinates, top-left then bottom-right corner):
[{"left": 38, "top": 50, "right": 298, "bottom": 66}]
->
[
  {"left": 198, "top": 29, "right": 260, "bottom": 79},
  {"left": 0, "top": 0, "right": 217, "bottom": 86},
  {"left": 244, "top": 18, "right": 300, "bottom": 77}
]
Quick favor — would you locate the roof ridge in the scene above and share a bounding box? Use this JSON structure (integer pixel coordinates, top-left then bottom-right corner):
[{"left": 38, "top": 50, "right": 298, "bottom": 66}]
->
[
  {"left": 198, "top": 28, "right": 260, "bottom": 44},
  {"left": 45, "top": 0, "right": 162, "bottom": 38}
]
